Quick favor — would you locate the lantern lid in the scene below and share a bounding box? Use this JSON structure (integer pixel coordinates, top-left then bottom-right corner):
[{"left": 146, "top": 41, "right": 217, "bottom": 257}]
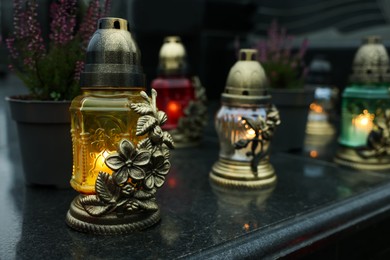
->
[
  {"left": 158, "top": 36, "right": 188, "bottom": 75},
  {"left": 349, "top": 35, "right": 390, "bottom": 85},
  {"left": 342, "top": 84, "right": 390, "bottom": 99},
  {"left": 222, "top": 49, "right": 270, "bottom": 106},
  {"left": 80, "top": 17, "right": 145, "bottom": 88}
]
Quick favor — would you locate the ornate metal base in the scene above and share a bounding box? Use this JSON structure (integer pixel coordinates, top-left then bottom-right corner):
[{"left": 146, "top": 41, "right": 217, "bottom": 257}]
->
[
  {"left": 334, "top": 146, "right": 390, "bottom": 171},
  {"left": 210, "top": 158, "right": 276, "bottom": 189},
  {"left": 305, "top": 121, "right": 335, "bottom": 136},
  {"left": 66, "top": 195, "right": 161, "bottom": 235}
]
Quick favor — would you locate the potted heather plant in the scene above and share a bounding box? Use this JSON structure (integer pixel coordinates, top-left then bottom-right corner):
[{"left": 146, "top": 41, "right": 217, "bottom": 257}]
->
[
  {"left": 6, "top": 0, "right": 111, "bottom": 187},
  {"left": 255, "top": 20, "right": 314, "bottom": 152}
]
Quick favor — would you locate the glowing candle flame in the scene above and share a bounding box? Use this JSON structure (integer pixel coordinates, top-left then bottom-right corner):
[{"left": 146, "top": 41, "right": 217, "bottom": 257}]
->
[
  {"left": 246, "top": 128, "right": 256, "bottom": 138},
  {"left": 353, "top": 110, "right": 374, "bottom": 131},
  {"left": 310, "top": 103, "right": 323, "bottom": 113},
  {"left": 310, "top": 150, "right": 318, "bottom": 158},
  {"left": 90, "top": 150, "right": 112, "bottom": 176}
]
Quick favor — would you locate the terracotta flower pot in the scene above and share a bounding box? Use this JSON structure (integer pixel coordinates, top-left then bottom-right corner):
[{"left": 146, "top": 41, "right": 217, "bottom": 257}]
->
[
  {"left": 6, "top": 96, "right": 72, "bottom": 188},
  {"left": 269, "top": 89, "right": 315, "bottom": 153}
]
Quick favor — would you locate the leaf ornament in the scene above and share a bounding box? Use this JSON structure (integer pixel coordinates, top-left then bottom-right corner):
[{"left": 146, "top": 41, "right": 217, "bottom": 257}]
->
[
  {"left": 95, "top": 172, "right": 120, "bottom": 203},
  {"left": 136, "top": 115, "right": 158, "bottom": 136},
  {"left": 80, "top": 196, "right": 115, "bottom": 216},
  {"left": 162, "top": 132, "right": 175, "bottom": 149},
  {"left": 130, "top": 103, "right": 153, "bottom": 115}
]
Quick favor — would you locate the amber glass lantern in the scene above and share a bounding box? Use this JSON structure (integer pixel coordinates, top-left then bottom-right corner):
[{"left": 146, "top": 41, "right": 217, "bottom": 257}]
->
[
  {"left": 151, "top": 36, "right": 207, "bottom": 147},
  {"left": 335, "top": 36, "right": 390, "bottom": 170},
  {"left": 210, "top": 49, "right": 280, "bottom": 188},
  {"left": 66, "top": 18, "right": 174, "bottom": 234}
]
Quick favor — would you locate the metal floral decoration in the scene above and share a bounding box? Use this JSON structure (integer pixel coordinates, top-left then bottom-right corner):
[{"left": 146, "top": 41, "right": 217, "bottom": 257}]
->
[
  {"left": 210, "top": 49, "right": 280, "bottom": 189},
  {"left": 334, "top": 36, "right": 390, "bottom": 170},
  {"left": 234, "top": 106, "right": 280, "bottom": 174},
  {"left": 358, "top": 109, "right": 390, "bottom": 159},
  {"left": 66, "top": 89, "right": 174, "bottom": 234}
]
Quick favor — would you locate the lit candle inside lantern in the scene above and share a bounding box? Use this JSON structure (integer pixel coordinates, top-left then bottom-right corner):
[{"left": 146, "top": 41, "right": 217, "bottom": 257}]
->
[
  {"left": 308, "top": 102, "right": 327, "bottom": 122},
  {"left": 69, "top": 17, "right": 146, "bottom": 195},
  {"left": 310, "top": 103, "right": 323, "bottom": 113},
  {"left": 352, "top": 109, "right": 374, "bottom": 144},
  {"left": 245, "top": 128, "right": 256, "bottom": 139},
  {"left": 90, "top": 150, "right": 112, "bottom": 176},
  {"left": 310, "top": 150, "right": 318, "bottom": 158},
  {"left": 152, "top": 36, "right": 196, "bottom": 131},
  {"left": 211, "top": 49, "right": 280, "bottom": 188},
  {"left": 67, "top": 17, "right": 175, "bottom": 235},
  {"left": 335, "top": 35, "right": 390, "bottom": 170},
  {"left": 166, "top": 100, "right": 183, "bottom": 125}
]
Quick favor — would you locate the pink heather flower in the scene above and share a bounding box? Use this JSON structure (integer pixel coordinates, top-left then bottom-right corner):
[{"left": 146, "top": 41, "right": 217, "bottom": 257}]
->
[
  {"left": 6, "top": 38, "right": 18, "bottom": 59},
  {"left": 79, "top": 0, "right": 112, "bottom": 48},
  {"left": 11, "top": 0, "right": 46, "bottom": 57},
  {"left": 103, "top": 0, "right": 112, "bottom": 17},
  {"left": 297, "top": 38, "right": 309, "bottom": 59},
  {"left": 6, "top": 0, "right": 111, "bottom": 100},
  {"left": 23, "top": 57, "right": 34, "bottom": 69},
  {"left": 253, "top": 20, "right": 309, "bottom": 88},
  {"left": 50, "top": 0, "right": 77, "bottom": 45},
  {"left": 79, "top": 0, "right": 100, "bottom": 48},
  {"left": 73, "top": 60, "right": 85, "bottom": 81},
  {"left": 257, "top": 41, "right": 267, "bottom": 63}
]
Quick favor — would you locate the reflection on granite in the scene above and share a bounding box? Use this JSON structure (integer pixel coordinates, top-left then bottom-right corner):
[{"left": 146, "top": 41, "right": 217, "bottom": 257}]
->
[{"left": 2, "top": 75, "right": 390, "bottom": 259}]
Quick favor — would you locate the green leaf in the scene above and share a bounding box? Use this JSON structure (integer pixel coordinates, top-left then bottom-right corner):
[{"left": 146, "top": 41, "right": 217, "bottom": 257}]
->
[
  {"left": 136, "top": 115, "right": 158, "bottom": 136},
  {"left": 131, "top": 103, "right": 153, "bottom": 115},
  {"left": 80, "top": 195, "right": 114, "bottom": 216}
]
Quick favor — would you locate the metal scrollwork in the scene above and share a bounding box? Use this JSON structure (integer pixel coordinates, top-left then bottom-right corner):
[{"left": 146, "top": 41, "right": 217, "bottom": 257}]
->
[
  {"left": 233, "top": 105, "right": 280, "bottom": 174},
  {"left": 79, "top": 89, "right": 174, "bottom": 219}
]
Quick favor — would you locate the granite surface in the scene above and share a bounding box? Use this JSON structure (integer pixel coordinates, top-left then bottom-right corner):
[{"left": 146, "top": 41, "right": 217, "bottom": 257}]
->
[{"left": 2, "top": 75, "right": 390, "bottom": 259}]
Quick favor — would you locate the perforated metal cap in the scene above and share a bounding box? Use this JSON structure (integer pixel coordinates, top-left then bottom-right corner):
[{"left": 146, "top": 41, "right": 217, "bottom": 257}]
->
[
  {"left": 222, "top": 49, "right": 270, "bottom": 106},
  {"left": 158, "top": 36, "right": 188, "bottom": 75},
  {"left": 80, "top": 17, "right": 145, "bottom": 88},
  {"left": 349, "top": 36, "right": 390, "bottom": 84}
]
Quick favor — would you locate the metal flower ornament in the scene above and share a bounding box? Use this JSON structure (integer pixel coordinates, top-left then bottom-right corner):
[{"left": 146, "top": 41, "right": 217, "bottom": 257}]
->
[
  {"left": 358, "top": 109, "right": 390, "bottom": 159},
  {"left": 76, "top": 89, "right": 174, "bottom": 229},
  {"left": 234, "top": 105, "right": 280, "bottom": 174}
]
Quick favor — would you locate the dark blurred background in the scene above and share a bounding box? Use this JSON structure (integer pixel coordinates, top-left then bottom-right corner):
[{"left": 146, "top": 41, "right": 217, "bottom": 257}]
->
[{"left": 1, "top": 0, "right": 390, "bottom": 100}]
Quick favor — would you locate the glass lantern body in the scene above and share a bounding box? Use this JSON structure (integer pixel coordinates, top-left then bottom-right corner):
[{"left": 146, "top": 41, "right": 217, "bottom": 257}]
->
[
  {"left": 339, "top": 85, "right": 390, "bottom": 147},
  {"left": 152, "top": 75, "right": 195, "bottom": 130},
  {"left": 70, "top": 87, "right": 145, "bottom": 194},
  {"left": 215, "top": 104, "right": 268, "bottom": 161},
  {"left": 308, "top": 87, "right": 333, "bottom": 122}
]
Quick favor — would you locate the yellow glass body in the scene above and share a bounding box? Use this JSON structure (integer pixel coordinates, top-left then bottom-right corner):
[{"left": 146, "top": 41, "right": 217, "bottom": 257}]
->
[{"left": 70, "top": 87, "right": 145, "bottom": 194}]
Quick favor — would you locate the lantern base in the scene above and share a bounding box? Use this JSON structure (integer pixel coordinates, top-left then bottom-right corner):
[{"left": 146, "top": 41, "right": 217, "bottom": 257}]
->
[
  {"left": 334, "top": 146, "right": 390, "bottom": 171},
  {"left": 305, "top": 121, "right": 335, "bottom": 136},
  {"left": 66, "top": 195, "right": 161, "bottom": 235},
  {"left": 210, "top": 158, "right": 276, "bottom": 189}
]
